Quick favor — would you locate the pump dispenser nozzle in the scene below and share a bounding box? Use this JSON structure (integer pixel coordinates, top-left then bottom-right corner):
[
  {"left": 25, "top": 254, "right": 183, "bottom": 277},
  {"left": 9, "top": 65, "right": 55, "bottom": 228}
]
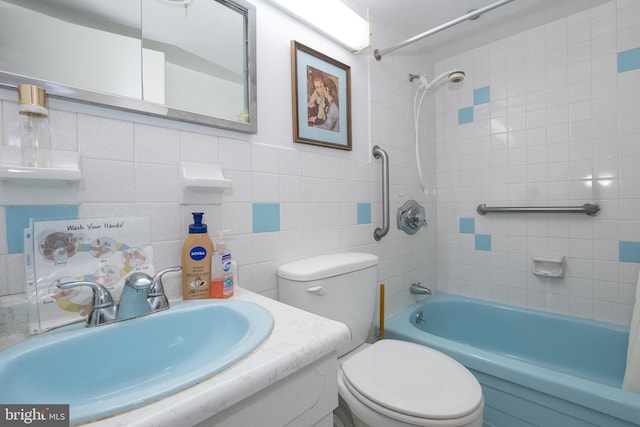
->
[
  {"left": 214, "top": 229, "right": 232, "bottom": 251},
  {"left": 189, "top": 212, "right": 207, "bottom": 234}
]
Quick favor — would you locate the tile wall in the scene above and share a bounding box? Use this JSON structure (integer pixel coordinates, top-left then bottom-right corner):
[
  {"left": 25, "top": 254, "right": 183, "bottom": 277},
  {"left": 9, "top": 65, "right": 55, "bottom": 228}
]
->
[
  {"left": 0, "top": 0, "right": 436, "bottom": 340},
  {"left": 435, "top": 0, "right": 640, "bottom": 325},
  {"left": 5, "top": 1, "right": 635, "bottom": 337}
]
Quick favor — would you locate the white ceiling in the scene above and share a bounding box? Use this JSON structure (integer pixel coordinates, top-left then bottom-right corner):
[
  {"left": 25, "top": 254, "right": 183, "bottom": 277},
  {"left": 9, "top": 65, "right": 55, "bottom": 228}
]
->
[{"left": 355, "top": 0, "right": 609, "bottom": 61}]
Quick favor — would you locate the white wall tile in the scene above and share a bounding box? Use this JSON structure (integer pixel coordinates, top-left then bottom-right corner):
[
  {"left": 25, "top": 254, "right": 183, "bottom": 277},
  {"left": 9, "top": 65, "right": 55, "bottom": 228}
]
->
[
  {"left": 219, "top": 137, "right": 251, "bottom": 171},
  {"left": 433, "top": 0, "right": 640, "bottom": 325},
  {"left": 135, "top": 124, "right": 180, "bottom": 164},
  {"left": 252, "top": 143, "right": 279, "bottom": 174},
  {"left": 78, "top": 115, "right": 134, "bottom": 161},
  {"left": 180, "top": 131, "right": 219, "bottom": 163},
  {"left": 252, "top": 173, "right": 279, "bottom": 202},
  {"left": 81, "top": 158, "right": 136, "bottom": 203}
]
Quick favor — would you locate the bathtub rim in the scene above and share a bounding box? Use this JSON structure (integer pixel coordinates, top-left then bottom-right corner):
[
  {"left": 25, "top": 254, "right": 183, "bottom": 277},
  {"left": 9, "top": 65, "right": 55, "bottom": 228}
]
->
[{"left": 384, "top": 292, "right": 640, "bottom": 426}]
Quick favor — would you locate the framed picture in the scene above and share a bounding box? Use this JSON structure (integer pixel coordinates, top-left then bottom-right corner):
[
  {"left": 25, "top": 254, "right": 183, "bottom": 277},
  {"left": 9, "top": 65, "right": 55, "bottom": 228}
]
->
[{"left": 291, "top": 41, "right": 352, "bottom": 150}]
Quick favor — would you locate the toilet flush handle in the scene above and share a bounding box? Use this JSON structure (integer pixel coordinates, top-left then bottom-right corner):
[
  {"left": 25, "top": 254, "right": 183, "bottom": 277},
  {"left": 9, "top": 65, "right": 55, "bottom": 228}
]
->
[{"left": 306, "top": 286, "right": 325, "bottom": 296}]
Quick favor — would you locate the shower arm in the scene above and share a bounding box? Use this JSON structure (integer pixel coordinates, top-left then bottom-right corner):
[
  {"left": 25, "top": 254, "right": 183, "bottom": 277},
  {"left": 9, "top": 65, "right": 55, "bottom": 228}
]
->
[{"left": 374, "top": 0, "right": 516, "bottom": 60}]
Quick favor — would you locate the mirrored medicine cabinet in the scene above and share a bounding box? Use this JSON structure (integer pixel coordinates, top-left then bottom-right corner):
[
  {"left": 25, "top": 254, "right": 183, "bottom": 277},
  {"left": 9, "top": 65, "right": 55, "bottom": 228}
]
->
[{"left": 0, "top": 0, "right": 257, "bottom": 133}]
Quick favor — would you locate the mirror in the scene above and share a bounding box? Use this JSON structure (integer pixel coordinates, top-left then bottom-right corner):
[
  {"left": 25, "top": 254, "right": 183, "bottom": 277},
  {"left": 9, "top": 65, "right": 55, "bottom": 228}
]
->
[{"left": 0, "top": 0, "right": 257, "bottom": 133}]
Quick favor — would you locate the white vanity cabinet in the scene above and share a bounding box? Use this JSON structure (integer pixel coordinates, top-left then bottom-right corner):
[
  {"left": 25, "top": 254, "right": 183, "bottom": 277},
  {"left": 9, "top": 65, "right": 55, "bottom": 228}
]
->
[
  {"left": 198, "top": 354, "right": 337, "bottom": 427},
  {"left": 86, "top": 288, "right": 350, "bottom": 427}
]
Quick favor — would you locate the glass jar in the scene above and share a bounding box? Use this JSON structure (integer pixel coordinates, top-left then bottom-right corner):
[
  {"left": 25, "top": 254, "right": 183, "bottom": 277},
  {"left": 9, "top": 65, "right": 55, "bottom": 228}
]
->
[{"left": 18, "top": 84, "right": 51, "bottom": 168}]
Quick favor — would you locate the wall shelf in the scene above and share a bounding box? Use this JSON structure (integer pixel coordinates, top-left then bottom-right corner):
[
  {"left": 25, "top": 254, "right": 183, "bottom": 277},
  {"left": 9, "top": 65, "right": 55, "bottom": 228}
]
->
[
  {"left": 179, "top": 161, "right": 232, "bottom": 205},
  {"left": 0, "top": 148, "right": 82, "bottom": 205},
  {"left": 0, "top": 166, "right": 81, "bottom": 182}
]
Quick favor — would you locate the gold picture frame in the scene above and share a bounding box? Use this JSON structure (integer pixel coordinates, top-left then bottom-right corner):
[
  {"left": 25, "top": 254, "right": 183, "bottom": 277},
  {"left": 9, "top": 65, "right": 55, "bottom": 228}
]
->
[{"left": 290, "top": 41, "right": 352, "bottom": 150}]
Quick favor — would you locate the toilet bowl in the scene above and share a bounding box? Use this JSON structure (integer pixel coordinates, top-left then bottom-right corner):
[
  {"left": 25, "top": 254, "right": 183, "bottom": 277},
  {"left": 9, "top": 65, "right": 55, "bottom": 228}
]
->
[
  {"left": 338, "top": 340, "right": 483, "bottom": 427},
  {"left": 277, "top": 253, "right": 484, "bottom": 427}
]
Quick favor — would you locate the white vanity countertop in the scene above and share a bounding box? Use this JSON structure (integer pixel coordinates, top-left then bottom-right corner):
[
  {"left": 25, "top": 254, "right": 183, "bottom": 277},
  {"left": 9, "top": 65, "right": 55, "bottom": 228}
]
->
[{"left": 86, "top": 288, "right": 350, "bottom": 427}]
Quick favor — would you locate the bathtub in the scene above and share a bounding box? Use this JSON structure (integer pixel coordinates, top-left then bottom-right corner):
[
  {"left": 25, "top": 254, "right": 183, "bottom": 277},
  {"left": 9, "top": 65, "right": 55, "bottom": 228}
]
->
[{"left": 384, "top": 292, "right": 640, "bottom": 427}]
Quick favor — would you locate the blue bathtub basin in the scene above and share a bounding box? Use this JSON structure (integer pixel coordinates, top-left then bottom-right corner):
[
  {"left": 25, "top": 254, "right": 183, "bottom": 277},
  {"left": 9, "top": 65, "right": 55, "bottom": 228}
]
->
[{"left": 0, "top": 299, "right": 273, "bottom": 424}]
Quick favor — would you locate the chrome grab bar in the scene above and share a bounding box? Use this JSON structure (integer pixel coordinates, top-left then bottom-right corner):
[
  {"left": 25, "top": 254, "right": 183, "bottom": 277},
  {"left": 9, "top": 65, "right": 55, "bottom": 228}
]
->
[
  {"left": 373, "top": 145, "right": 389, "bottom": 241},
  {"left": 477, "top": 203, "right": 600, "bottom": 216}
]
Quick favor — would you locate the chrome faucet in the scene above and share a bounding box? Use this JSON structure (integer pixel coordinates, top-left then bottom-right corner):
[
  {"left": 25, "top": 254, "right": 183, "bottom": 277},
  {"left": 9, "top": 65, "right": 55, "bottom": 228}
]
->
[
  {"left": 57, "top": 266, "right": 181, "bottom": 327},
  {"left": 410, "top": 282, "right": 432, "bottom": 296}
]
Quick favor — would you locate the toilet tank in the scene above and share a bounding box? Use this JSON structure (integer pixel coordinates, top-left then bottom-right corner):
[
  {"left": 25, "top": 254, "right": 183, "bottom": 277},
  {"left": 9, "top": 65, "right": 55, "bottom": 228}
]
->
[{"left": 277, "top": 253, "right": 379, "bottom": 356}]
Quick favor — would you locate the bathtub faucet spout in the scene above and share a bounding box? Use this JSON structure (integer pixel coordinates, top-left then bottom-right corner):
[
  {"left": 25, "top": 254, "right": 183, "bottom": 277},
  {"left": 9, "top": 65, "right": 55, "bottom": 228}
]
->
[{"left": 410, "top": 283, "right": 432, "bottom": 296}]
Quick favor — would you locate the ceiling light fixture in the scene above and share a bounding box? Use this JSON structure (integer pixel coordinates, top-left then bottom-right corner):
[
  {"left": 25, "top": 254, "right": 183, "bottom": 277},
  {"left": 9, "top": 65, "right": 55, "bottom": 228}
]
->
[
  {"left": 160, "top": 0, "right": 191, "bottom": 4},
  {"left": 265, "top": 0, "right": 369, "bottom": 52}
]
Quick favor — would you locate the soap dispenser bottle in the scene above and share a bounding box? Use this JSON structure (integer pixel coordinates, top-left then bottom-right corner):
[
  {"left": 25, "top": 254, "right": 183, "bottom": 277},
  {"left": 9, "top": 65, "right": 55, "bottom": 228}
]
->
[
  {"left": 210, "top": 232, "right": 235, "bottom": 299},
  {"left": 181, "top": 212, "right": 214, "bottom": 300}
]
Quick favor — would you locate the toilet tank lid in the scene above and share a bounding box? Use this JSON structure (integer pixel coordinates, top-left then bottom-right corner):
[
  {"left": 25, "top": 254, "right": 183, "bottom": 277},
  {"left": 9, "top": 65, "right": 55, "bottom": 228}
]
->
[{"left": 277, "top": 253, "right": 379, "bottom": 281}]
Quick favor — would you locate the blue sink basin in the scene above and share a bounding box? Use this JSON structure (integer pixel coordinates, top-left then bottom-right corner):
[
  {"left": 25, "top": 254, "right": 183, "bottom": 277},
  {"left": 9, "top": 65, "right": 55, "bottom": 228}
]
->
[{"left": 0, "top": 299, "right": 273, "bottom": 424}]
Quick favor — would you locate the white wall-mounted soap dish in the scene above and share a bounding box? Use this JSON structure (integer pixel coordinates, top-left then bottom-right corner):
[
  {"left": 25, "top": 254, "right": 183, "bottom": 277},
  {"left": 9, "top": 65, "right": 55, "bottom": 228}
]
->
[
  {"left": 532, "top": 255, "right": 565, "bottom": 278},
  {"left": 179, "top": 161, "right": 232, "bottom": 205}
]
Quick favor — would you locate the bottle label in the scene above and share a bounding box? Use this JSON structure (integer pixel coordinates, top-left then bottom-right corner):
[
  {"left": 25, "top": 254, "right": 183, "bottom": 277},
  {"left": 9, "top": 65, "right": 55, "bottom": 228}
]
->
[
  {"left": 190, "top": 246, "right": 207, "bottom": 261},
  {"left": 223, "top": 276, "right": 234, "bottom": 296},
  {"left": 222, "top": 253, "right": 232, "bottom": 272}
]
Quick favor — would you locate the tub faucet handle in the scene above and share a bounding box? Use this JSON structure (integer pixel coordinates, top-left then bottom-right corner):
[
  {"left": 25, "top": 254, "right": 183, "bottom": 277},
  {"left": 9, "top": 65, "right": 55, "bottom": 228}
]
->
[{"left": 397, "top": 200, "right": 428, "bottom": 235}]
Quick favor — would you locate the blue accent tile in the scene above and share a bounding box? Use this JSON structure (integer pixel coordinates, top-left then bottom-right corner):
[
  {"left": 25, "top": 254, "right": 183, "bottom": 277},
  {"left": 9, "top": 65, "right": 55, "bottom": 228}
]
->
[
  {"left": 458, "top": 107, "right": 474, "bottom": 124},
  {"left": 6, "top": 205, "right": 79, "bottom": 254},
  {"left": 252, "top": 203, "right": 280, "bottom": 233},
  {"left": 619, "top": 241, "right": 640, "bottom": 263},
  {"left": 459, "top": 218, "right": 475, "bottom": 234},
  {"left": 618, "top": 48, "right": 640, "bottom": 73},
  {"left": 475, "top": 234, "right": 492, "bottom": 251},
  {"left": 357, "top": 203, "right": 371, "bottom": 224},
  {"left": 473, "top": 86, "right": 490, "bottom": 105}
]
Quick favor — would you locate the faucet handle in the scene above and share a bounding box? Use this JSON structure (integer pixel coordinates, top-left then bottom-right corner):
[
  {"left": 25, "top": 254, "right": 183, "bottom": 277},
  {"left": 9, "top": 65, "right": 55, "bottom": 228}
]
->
[
  {"left": 147, "top": 266, "right": 181, "bottom": 312},
  {"left": 397, "top": 200, "right": 428, "bottom": 235},
  {"left": 57, "top": 281, "right": 117, "bottom": 327},
  {"left": 150, "top": 266, "right": 181, "bottom": 297}
]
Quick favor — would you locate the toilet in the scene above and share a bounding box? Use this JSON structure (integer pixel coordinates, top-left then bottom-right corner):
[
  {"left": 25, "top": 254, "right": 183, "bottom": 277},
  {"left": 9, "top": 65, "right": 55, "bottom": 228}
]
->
[{"left": 277, "top": 253, "right": 483, "bottom": 427}]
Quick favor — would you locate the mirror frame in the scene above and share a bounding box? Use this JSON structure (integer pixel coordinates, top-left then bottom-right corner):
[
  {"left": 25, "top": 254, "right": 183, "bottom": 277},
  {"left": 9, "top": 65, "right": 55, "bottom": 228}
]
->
[{"left": 0, "top": 0, "right": 257, "bottom": 133}]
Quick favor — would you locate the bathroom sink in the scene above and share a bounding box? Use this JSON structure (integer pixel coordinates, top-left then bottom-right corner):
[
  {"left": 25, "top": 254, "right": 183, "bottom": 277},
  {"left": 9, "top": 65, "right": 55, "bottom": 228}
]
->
[{"left": 0, "top": 299, "right": 273, "bottom": 424}]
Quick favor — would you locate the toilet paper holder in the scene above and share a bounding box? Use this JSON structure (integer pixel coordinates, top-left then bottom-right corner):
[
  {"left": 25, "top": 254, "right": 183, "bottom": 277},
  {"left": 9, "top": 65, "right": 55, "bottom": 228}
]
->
[{"left": 532, "top": 255, "right": 565, "bottom": 278}]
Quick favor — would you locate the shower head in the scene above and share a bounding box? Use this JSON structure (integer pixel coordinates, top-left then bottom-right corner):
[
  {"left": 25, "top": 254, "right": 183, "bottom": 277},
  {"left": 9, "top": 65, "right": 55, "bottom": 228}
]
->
[
  {"left": 413, "top": 69, "right": 466, "bottom": 91},
  {"left": 448, "top": 70, "right": 465, "bottom": 83},
  {"left": 413, "top": 68, "right": 465, "bottom": 195}
]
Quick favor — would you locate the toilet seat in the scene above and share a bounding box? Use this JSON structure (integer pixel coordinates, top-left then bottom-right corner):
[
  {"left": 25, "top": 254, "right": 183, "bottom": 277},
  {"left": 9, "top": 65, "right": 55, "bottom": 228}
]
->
[{"left": 341, "top": 340, "right": 483, "bottom": 424}]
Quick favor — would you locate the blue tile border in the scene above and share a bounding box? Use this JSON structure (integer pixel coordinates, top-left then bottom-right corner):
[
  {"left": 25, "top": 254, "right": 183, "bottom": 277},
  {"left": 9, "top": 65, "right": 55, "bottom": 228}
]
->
[
  {"left": 459, "top": 218, "right": 475, "bottom": 234},
  {"left": 475, "top": 234, "right": 492, "bottom": 251},
  {"left": 620, "top": 241, "right": 640, "bottom": 263},
  {"left": 473, "top": 86, "right": 490, "bottom": 105},
  {"left": 618, "top": 47, "right": 640, "bottom": 73},
  {"left": 458, "top": 107, "right": 474, "bottom": 124},
  {"left": 357, "top": 203, "right": 371, "bottom": 224},
  {"left": 6, "top": 205, "right": 79, "bottom": 253},
  {"left": 252, "top": 203, "right": 280, "bottom": 233},
  {"left": 460, "top": 217, "right": 490, "bottom": 251}
]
